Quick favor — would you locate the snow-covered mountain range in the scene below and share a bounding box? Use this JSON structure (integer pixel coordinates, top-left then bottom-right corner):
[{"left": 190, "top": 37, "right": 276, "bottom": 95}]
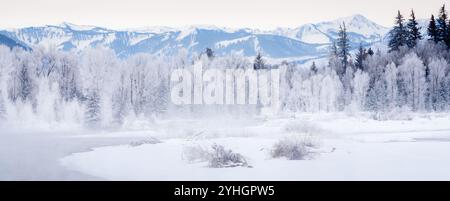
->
[
  {"left": 266, "top": 14, "right": 388, "bottom": 44},
  {"left": 0, "top": 15, "right": 398, "bottom": 61}
]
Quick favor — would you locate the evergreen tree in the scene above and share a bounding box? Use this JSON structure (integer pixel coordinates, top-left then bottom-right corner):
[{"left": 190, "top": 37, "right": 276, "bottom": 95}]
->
[
  {"left": 253, "top": 52, "right": 265, "bottom": 70},
  {"left": 437, "top": 5, "right": 449, "bottom": 44},
  {"left": 205, "top": 48, "right": 214, "bottom": 59},
  {"left": 330, "top": 42, "right": 338, "bottom": 56},
  {"left": 310, "top": 62, "right": 318, "bottom": 74},
  {"left": 355, "top": 44, "right": 367, "bottom": 71},
  {"left": 328, "top": 41, "right": 344, "bottom": 76},
  {"left": 406, "top": 10, "right": 422, "bottom": 48},
  {"left": 428, "top": 15, "right": 440, "bottom": 43},
  {"left": 367, "top": 48, "right": 374, "bottom": 56},
  {"left": 388, "top": 11, "right": 408, "bottom": 52},
  {"left": 337, "top": 23, "right": 351, "bottom": 71}
]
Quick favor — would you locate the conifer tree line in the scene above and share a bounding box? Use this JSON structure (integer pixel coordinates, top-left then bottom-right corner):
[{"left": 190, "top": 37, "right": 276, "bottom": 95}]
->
[{"left": 389, "top": 5, "right": 450, "bottom": 51}]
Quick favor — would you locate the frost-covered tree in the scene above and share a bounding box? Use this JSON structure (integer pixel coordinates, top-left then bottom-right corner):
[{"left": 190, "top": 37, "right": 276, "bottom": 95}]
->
[
  {"left": 84, "top": 89, "right": 101, "bottom": 128},
  {"left": 428, "top": 57, "right": 448, "bottom": 110},
  {"left": 398, "top": 53, "right": 427, "bottom": 111},
  {"left": 414, "top": 39, "right": 450, "bottom": 63},
  {"left": 153, "top": 70, "right": 170, "bottom": 113},
  {"left": 35, "top": 46, "right": 59, "bottom": 78},
  {"left": 445, "top": 74, "right": 450, "bottom": 110},
  {"left": 342, "top": 66, "right": 354, "bottom": 107},
  {"left": 8, "top": 51, "right": 37, "bottom": 104},
  {"left": 34, "top": 78, "right": 60, "bottom": 123},
  {"left": 128, "top": 55, "right": 154, "bottom": 115},
  {"left": 367, "top": 76, "right": 387, "bottom": 112},
  {"left": 283, "top": 66, "right": 344, "bottom": 113},
  {"left": 56, "top": 53, "right": 81, "bottom": 102},
  {"left": 0, "top": 46, "right": 13, "bottom": 117},
  {"left": 283, "top": 74, "right": 301, "bottom": 112},
  {"left": 279, "top": 63, "right": 296, "bottom": 111},
  {"left": 351, "top": 70, "right": 370, "bottom": 111},
  {"left": 319, "top": 70, "right": 343, "bottom": 112},
  {"left": 309, "top": 73, "right": 324, "bottom": 112},
  {"left": 112, "top": 70, "right": 130, "bottom": 125},
  {"left": 389, "top": 11, "right": 408, "bottom": 52},
  {"left": 366, "top": 61, "right": 387, "bottom": 112},
  {"left": 220, "top": 52, "right": 251, "bottom": 70},
  {"left": 80, "top": 47, "right": 120, "bottom": 125},
  {"left": 80, "top": 47, "right": 119, "bottom": 94},
  {"left": 146, "top": 62, "right": 170, "bottom": 114},
  {"left": 406, "top": 10, "right": 422, "bottom": 48},
  {"left": 384, "top": 62, "right": 398, "bottom": 109}
]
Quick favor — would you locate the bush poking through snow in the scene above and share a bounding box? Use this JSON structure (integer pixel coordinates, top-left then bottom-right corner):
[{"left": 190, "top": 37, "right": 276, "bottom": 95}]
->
[
  {"left": 209, "top": 144, "right": 249, "bottom": 168},
  {"left": 271, "top": 136, "right": 316, "bottom": 160},
  {"left": 183, "top": 144, "right": 250, "bottom": 168}
]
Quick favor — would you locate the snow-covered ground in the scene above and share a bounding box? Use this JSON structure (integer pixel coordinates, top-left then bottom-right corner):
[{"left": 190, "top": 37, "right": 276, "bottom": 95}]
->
[{"left": 54, "top": 113, "right": 450, "bottom": 181}]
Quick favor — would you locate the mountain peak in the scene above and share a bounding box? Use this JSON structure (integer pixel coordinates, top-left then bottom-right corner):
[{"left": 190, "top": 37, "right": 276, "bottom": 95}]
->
[
  {"left": 281, "top": 14, "right": 389, "bottom": 44},
  {"left": 58, "top": 22, "right": 93, "bottom": 30},
  {"left": 332, "top": 14, "right": 382, "bottom": 27},
  {"left": 56, "top": 22, "right": 111, "bottom": 32},
  {"left": 347, "top": 14, "right": 369, "bottom": 21}
]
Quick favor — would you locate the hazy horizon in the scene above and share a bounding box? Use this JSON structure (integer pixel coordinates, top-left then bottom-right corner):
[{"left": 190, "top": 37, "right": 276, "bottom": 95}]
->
[{"left": 0, "top": 0, "right": 448, "bottom": 30}]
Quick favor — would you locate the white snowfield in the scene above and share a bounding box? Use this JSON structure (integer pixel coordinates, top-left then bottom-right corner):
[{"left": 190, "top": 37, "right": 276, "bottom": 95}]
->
[{"left": 59, "top": 113, "right": 450, "bottom": 181}]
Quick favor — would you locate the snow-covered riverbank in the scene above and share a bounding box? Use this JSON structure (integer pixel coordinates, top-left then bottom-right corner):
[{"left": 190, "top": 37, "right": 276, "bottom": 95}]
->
[
  {"left": 0, "top": 131, "right": 150, "bottom": 180},
  {"left": 57, "top": 113, "right": 450, "bottom": 181}
]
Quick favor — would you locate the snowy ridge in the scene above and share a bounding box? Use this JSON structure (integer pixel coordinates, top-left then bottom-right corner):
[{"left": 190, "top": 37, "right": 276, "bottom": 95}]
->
[
  {"left": 0, "top": 14, "right": 390, "bottom": 60},
  {"left": 282, "top": 14, "right": 390, "bottom": 44}
]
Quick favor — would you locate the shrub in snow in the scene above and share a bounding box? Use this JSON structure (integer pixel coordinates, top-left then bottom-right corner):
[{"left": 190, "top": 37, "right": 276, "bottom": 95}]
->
[
  {"left": 182, "top": 144, "right": 249, "bottom": 168},
  {"left": 209, "top": 144, "right": 249, "bottom": 168},
  {"left": 271, "top": 136, "right": 316, "bottom": 160}
]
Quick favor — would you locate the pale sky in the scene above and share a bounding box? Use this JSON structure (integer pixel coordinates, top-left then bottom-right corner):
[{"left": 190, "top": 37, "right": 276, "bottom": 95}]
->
[{"left": 0, "top": 0, "right": 448, "bottom": 30}]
